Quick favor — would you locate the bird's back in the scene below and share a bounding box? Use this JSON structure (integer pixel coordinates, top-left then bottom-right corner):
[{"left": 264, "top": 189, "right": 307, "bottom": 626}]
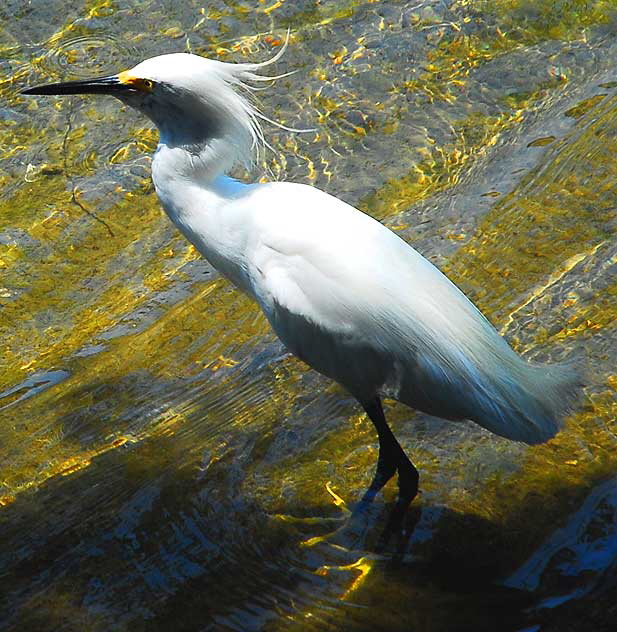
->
[{"left": 234, "top": 182, "right": 581, "bottom": 444}]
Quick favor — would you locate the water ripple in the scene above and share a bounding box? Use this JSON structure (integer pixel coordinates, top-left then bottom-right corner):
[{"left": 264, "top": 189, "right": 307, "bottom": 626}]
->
[{"left": 36, "top": 33, "right": 139, "bottom": 79}]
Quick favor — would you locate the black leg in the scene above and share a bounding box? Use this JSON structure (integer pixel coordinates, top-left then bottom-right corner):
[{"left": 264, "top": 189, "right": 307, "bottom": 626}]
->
[{"left": 358, "top": 396, "right": 419, "bottom": 545}]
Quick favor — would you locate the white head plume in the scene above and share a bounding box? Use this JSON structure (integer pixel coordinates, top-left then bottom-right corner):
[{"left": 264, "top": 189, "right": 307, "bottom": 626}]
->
[{"left": 125, "top": 36, "right": 308, "bottom": 171}]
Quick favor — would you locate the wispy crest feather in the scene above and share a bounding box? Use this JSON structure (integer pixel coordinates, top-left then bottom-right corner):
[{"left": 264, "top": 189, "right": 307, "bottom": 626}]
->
[
  {"left": 216, "top": 33, "right": 315, "bottom": 166},
  {"left": 125, "top": 36, "right": 312, "bottom": 174}
]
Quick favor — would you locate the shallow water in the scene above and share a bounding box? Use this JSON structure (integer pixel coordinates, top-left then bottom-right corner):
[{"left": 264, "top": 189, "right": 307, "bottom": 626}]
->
[{"left": 1, "top": 1, "right": 616, "bottom": 630}]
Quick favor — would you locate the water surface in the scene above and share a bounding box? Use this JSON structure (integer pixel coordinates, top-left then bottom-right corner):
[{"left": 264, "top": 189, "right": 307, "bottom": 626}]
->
[{"left": 1, "top": 1, "right": 616, "bottom": 630}]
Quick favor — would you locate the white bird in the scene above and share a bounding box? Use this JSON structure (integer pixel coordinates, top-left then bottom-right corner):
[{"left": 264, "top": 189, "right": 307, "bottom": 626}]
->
[{"left": 23, "top": 43, "right": 581, "bottom": 541}]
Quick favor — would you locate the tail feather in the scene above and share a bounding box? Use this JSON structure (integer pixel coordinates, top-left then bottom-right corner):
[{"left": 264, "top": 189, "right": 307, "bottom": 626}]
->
[
  {"left": 391, "top": 340, "right": 584, "bottom": 445},
  {"left": 468, "top": 355, "right": 584, "bottom": 444}
]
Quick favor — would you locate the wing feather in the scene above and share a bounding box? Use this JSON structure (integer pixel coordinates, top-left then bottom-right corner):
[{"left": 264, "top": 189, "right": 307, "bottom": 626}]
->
[{"left": 244, "top": 183, "right": 581, "bottom": 443}]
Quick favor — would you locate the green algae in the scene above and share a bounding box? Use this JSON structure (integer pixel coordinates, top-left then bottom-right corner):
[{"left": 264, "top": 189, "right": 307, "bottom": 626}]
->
[
  {"left": 0, "top": 228, "right": 313, "bottom": 501},
  {"left": 306, "top": 0, "right": 617, "bottom": 220},
  {"left": 353, "top": 9, "right": 583, "bottom": 222},
  {"left": 2, "top": 0, "right": 617, "bottom": 629},
  {"left": 564, "top": 93, "right": 608, "bottom": 118},
  {"left": 427, "top": 85, "right": 617, "bottom": 569},
  {"left": 0, "top": 183, "right": 174, "bottom": 384},
  {"left": 406, "top": 0, "right": 615, "bottom": 105},
  {"left": 265, "top": 0, "right": 365, "bottom": 29},
  {"left": 487, "top": 0, "right": 617, "bottom": 42},
  {"left": 444, "top": 92, "right": 617, "bottom": 320},
  {"left": 358, "top": 110, "right": 523, "bottom": 220}
]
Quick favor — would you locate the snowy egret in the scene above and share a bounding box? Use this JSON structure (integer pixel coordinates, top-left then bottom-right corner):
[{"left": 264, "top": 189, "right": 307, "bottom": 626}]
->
[{"left": 22, "top": 44, "right": 581, "bottom": 541}]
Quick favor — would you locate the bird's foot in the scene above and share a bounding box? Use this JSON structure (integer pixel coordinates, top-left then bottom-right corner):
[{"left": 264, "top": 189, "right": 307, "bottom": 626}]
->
[
  {"left": 270, "top": 512, "right": 346, "bottom": 531},
  {"left": 304, "top": 495, "right": 417, "bottom": 556},
  {"left": 325, "top": 499, "right": 382, "bottom": 550},
  {"left": 269, "top": 482, "right": 352, "bottom": 545},
  {"left": 275, "top": 480, "right": 417, "bottom": 556},
  {"left": 293, "top": 482, "right": 380, "bottom": 552},
  {"left": 374, "top": 502, "right": 417, "bottom": 560}
]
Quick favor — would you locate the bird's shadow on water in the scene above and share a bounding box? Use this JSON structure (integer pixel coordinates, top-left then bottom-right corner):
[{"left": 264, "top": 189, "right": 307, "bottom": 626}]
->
[{"left": 0, "top": 373, "right": 608, "bottom": 632}]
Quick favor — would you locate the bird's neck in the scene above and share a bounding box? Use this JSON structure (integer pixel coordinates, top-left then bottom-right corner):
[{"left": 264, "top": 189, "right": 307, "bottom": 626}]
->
[
  {"left": 151, "top": 137, "right": 254, "bottom": 226},
  {"left": 152, "top": 136, "right": 243, "bottom": 186},
  {"left": 151, "top": 141, "right": 256, "bottom": 295}
]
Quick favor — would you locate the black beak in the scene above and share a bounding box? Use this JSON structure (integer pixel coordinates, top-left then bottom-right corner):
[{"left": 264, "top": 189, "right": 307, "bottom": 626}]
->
[{"left": 21, "top": 75, "right": 130, "bottom": 96}]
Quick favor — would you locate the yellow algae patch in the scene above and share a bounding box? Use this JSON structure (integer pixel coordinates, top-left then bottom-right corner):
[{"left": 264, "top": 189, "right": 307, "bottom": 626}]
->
[
  {"left": 444, "top": 98, "right": 617, "bottom": 321},
  {"left": 402, "top": 0, "right": 613, "bottom": 109},
  {"left": 260, "top": 0, "right": 364, "bottom": 30},
  {"left": 0, "top": 185, "right": 171, "bottom": 386},
  {"left": 204, "top": 355, "right": 240, "bottom": 371},
  {"left": 565, "top": 94, "right": 608, "bottom": 119},
  {"left": 415, "top": 34, "right": 515, "bottom": 104},
  {"left": 0, "top": 435, "right": 134, "bottom": 507},
  {"left": 339, "top": 557, "right": 373, "bottom": 599},
  {"left": 539, "top": 278, "right": 617, "bottom": 345},
  {"left": 262, "top": 0, "right": 284, "bottom": 16},
  {"left": 0, "top": 494, "right": 16, "bottom": 507},
  {"left": 499, "top": 242, "right": 606, "bottom": 335},
  {"left": 486, "top": 0, "right": 615, "bottom": 42},
  {"left": 133, "top": 126, "right": 159, "bottom": 153},
  {"left": 0, "top": 274, "right": 275, "bottom": 500},
  {"left": 325, "top": 480, "right": 348, "bottom": 509},
  {"left": 359, "top": 109, "right": 525, "bottom": 221}
]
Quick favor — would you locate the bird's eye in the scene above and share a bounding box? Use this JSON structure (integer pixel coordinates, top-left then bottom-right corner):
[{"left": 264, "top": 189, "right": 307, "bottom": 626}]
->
[{"left": 143, "top": 79, "right": 154, "bottom": 90}]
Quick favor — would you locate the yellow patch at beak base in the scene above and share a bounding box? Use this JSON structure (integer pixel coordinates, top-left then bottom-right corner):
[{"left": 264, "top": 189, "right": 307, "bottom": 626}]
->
[{"left": 118, "top": 72, "right": 154, "bottom": 92}]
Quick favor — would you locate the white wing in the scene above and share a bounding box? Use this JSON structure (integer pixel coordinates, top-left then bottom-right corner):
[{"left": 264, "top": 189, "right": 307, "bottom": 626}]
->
[{"left": 240, "top": 182, "right": 579, "bottom": 444}]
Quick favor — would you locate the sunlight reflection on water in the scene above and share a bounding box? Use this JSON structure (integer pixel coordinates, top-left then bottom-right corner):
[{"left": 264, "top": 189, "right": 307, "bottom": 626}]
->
[{"left": 1, "top": 1, "right": 616, "bottom": 630}]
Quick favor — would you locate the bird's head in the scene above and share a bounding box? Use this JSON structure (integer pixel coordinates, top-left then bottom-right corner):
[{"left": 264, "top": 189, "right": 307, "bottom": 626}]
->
[{"left": 22, "top": 46, "right": 292, "bottom": 168}]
